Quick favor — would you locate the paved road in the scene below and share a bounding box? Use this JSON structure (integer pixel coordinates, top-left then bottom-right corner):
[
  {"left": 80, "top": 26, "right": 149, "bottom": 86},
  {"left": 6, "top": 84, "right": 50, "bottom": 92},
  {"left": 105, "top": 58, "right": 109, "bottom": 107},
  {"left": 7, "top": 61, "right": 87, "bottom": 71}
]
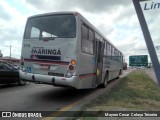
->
[
  {"left": 0, "top": 69, "right": 132, "bottom": 120},
  {"left": 0, "top": 83, "right": 97, "bottom": 110},
  {"left": 0, "top": 83, "right": 100, "bottom": 120}
]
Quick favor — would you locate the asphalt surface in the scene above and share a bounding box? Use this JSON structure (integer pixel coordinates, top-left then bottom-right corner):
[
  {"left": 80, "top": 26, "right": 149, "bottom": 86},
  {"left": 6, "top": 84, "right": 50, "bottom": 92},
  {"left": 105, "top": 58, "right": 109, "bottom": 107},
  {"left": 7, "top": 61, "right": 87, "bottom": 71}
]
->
[
  {"left": 0, "top": 69, "right": 132, "bottom": 120},
  {"left": 0, "top": 68, "right": 157, "bottom": 120},
  {"left": 0, "top": 83, "right": 103, "bottom": 120}
]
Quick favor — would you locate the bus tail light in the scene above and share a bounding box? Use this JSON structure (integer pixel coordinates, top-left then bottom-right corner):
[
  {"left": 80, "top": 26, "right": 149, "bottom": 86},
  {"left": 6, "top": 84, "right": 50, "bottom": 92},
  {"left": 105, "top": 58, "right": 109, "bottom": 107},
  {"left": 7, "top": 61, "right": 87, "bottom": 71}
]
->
[
  {"left": 69, "top": 65, "right": 74, "bottom": 70},
  {"left": 71, "top": 59, "right": 76, "bottom": 65},
  {"left": 65, "top": 59, "right": 77, "bottom": 78},
  {"left": 69, "top": 59, "right": 76, "bottom": 71}
]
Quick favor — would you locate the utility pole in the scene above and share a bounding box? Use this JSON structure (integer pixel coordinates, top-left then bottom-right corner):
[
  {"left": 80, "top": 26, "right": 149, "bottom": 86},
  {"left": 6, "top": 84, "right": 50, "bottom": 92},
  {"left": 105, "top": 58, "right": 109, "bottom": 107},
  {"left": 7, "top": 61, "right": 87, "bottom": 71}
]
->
[{"left": 10, "top": 45, "right": 11, "bottom": 61}]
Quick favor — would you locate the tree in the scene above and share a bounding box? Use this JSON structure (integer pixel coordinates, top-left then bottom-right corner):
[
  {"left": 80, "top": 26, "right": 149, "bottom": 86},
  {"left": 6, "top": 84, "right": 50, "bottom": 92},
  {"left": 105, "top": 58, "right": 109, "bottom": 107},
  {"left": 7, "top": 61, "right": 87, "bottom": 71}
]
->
[{"left": 0, "top": 50, "right": 3, "bottom": 57}]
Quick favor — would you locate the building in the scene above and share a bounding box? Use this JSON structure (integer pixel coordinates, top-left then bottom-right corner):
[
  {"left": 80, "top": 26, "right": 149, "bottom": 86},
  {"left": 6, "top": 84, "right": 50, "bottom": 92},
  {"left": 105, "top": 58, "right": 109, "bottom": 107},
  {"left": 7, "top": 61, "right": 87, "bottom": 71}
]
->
[{"left": 0, "top": 56, "right": 20, "bottom": 64}]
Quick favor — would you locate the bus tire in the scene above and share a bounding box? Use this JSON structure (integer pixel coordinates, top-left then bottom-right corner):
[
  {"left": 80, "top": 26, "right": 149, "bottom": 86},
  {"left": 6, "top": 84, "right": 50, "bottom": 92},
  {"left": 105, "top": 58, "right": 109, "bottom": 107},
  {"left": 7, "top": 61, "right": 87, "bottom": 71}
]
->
[
  {"left": 100, "top": 72, "right": 108, "bottom": 88},
  {"left": 116, "top": 70, "right": 122, "bottom": 79}
]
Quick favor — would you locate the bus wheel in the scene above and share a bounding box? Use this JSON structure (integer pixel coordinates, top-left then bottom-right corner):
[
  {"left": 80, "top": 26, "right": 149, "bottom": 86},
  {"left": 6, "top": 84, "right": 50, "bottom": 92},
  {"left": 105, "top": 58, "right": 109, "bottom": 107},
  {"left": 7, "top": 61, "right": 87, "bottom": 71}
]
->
[
  {"left": 100, "top": 73, "right": 108, "bottom": 88},
  {"left": 116, "top": 70, "right": 122, "bottom": 79}
]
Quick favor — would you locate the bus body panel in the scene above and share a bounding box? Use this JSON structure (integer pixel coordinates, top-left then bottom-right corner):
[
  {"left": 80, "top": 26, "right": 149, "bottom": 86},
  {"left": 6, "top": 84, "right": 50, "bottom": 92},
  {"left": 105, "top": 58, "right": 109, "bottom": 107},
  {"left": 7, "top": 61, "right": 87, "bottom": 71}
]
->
[
  {"left": 20, "top": 12, "right": 123, "bottom": 89},
  {"left": 22, "top": 39, "right": 77, "bottom": 73}
]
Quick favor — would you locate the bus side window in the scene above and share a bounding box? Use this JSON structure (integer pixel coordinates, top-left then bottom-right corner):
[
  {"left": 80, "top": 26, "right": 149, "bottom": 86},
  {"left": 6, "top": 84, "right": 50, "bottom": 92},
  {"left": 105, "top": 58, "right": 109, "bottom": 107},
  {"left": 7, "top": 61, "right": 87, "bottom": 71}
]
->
[
  {"left": 115, "top": 49, "right": 118, "bottom": 61},
  {"left": 111, "top": 46, "right": 113, "bottom": 59},
  {"left": 104, "top": 41, "right": 107, "bottom": 56},
  {"left": 119, "top": 52, "right": 121, "bottom": 61},
  {"left": 81, "top": 24, "right": 94, "bottom": 55},
  {"left": 106, "top": 42, "right": 111, "bottom": 59},
  {"left": 89, "top": 29, "right": 94, "bottom": 42},
  {"left": 117, "top": 51, "right": 120, "bottom": 61},
  {"left": 120, "top": 53, "right": 122, "bottom": 62}
]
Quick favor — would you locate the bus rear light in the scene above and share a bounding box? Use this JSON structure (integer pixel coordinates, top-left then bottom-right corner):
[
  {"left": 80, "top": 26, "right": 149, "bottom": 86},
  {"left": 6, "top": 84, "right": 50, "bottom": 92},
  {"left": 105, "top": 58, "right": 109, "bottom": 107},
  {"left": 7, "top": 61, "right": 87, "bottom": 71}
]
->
[
  {"left": 65, "top": 70, "right": 72, "bottom": 78},
  {"left": 69, "top": 65, "right": 74, "bottom": 70},
  {"left": 70, "top": 59, "right": 76, "bottom": 65}
]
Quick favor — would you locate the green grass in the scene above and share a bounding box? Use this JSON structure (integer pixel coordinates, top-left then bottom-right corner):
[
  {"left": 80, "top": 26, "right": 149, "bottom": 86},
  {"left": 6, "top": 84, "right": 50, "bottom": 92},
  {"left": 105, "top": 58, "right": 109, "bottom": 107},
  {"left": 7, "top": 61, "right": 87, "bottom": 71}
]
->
[
  {"left": 66, "top": 71, "right": 160, "bottom": 120},
  {"left": 85, "top": 71, "right": 160, "bottom": 110}
]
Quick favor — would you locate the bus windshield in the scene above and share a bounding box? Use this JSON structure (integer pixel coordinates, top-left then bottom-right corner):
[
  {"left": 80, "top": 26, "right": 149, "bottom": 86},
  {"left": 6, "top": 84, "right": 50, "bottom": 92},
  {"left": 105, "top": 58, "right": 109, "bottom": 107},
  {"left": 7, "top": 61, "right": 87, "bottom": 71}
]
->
[{"left": 24, "top": 14, "right": 76, "bottom": 39}]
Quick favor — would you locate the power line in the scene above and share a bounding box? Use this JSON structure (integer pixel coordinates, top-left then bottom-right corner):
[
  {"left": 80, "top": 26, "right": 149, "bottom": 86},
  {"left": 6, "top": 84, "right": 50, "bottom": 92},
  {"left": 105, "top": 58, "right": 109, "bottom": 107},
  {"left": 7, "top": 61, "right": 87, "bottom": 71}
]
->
[
  {"left": 122, "top": 49, "right": 147, "bottom": 51},
  {"left": 0, "top": 45, "right": 21, "bottom": 60},
  {"left": 0, "top": 44, "right": 21, "bottom": 48},
  {"left": 122, "top": 45, "right": 160, "bottom": 52}
]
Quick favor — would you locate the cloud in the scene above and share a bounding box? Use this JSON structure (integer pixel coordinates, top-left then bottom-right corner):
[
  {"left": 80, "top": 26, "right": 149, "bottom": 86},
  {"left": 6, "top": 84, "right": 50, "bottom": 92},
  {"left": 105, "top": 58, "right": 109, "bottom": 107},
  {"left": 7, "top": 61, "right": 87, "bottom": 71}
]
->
[
  {"left": 25, "top": 0, "right": 131, "bottom": 13},
  {"left": 0, "top": 5, "right": 11, "bottom": 20},
  {"left": 0, "top": 0, "right": 159, "bottom": 63},
  {"left": 0, "top": 1, "right": 28, "bottom": 58}
]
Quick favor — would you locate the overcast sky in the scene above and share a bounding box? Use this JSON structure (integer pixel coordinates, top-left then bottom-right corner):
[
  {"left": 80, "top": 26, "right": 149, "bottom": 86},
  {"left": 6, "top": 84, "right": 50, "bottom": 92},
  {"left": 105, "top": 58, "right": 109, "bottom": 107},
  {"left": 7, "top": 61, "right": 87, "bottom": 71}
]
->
[{"left": 0, "top": 0, "right": 159, "bottom": 64}]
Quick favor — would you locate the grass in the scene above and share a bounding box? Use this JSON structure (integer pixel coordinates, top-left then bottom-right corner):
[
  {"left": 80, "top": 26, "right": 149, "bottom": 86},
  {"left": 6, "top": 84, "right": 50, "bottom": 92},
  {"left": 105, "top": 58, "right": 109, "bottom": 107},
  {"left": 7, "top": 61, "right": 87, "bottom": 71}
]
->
[
  {"left": 85, "top": 71, "right": 160, "bottom": 110},
  {"left": 66, "top": 71, "right": 160, "bottom": 119}
]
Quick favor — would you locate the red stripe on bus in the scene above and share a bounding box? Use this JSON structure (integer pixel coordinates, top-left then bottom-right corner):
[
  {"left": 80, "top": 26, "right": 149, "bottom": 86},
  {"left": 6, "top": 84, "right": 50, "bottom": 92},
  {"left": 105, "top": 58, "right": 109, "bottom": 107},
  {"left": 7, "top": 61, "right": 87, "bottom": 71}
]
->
[
  {"left": 79, "top": 73, "right": 96, "bottom": 79},
  {"left": 24, "top": 59, "right": 69, "bottom": 65}
]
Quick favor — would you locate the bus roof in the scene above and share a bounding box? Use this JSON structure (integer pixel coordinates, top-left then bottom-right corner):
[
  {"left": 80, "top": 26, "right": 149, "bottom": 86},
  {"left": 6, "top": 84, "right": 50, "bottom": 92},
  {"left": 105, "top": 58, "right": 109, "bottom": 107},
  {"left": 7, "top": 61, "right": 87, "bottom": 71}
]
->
[{"left": 27, "top": 11, "right": 79, "bottom": 19}]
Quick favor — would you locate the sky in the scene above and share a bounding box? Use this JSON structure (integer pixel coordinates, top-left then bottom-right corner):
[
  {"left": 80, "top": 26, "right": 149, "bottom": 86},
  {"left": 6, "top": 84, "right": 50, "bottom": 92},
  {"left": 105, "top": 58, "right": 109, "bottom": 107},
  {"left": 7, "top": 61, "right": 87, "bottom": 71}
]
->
[{"left": 0, "top": 0, "right": 159, "bottom": 65}]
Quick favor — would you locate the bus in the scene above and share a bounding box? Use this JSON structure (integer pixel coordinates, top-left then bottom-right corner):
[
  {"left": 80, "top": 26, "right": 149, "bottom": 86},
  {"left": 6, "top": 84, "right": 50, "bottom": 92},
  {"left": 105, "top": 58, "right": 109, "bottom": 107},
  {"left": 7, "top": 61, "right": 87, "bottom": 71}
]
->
[
  {"left": 19, "top": 12, "right": 123, "bottom": 89},
  {"left": 123, "top": 62, "right": 127, "bottom": 70}
]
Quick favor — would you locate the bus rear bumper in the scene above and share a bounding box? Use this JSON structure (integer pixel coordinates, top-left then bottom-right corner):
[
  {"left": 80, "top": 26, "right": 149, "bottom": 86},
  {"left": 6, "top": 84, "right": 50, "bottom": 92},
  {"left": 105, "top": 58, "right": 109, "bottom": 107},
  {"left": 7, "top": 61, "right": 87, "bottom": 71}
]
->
[{"left": 19, "top": 70, "right": 78, "bottom": 88}]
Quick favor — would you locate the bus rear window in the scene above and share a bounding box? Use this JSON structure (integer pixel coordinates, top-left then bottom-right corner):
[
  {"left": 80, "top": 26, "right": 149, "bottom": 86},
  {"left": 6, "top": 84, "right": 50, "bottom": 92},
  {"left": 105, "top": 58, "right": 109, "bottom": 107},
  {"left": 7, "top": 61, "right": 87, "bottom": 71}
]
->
[{"left": 24, "top": 14, "right": 76, "bottom": 39}]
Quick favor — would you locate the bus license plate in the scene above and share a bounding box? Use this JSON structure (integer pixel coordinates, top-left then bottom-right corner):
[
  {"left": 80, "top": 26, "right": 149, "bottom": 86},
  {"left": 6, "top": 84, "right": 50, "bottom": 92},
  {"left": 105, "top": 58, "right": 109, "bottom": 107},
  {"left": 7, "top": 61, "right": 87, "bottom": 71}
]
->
[{"left": 40, "top": 64, "right": 49, "bottom": 69}]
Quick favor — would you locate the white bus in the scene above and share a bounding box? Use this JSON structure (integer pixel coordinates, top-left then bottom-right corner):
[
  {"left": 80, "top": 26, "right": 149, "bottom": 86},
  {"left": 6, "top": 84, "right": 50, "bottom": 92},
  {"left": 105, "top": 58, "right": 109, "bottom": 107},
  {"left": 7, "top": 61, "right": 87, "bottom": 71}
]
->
[{"left": 19, "top": 12, "right": 123, "bottom": 89}]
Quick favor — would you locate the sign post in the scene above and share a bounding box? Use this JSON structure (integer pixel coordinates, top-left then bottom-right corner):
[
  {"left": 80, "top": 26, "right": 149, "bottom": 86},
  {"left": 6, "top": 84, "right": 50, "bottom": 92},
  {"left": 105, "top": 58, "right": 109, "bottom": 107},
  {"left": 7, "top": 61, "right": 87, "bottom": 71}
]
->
[{"left": 132, "top": 0, "right": 160, "bottom": 85}]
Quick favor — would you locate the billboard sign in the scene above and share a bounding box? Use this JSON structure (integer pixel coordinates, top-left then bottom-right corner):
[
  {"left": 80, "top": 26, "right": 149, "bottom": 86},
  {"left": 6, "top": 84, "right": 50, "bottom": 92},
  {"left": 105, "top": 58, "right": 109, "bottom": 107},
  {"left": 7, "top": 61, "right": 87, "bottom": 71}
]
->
[{"left": 129, "top": 55, "right": 148, "bottom": 66}]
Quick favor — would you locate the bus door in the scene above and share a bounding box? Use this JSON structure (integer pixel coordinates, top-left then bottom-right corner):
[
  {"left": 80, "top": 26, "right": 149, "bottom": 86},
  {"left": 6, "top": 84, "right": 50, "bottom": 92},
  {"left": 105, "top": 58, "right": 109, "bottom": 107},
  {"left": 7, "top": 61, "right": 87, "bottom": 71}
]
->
[{"left": 95, "top": 39, "right": 104, "bottom": 84}]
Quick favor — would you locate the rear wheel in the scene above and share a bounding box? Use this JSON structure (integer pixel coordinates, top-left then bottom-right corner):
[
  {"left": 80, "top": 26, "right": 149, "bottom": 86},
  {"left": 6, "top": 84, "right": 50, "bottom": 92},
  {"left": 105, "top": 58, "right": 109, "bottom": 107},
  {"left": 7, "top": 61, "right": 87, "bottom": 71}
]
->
[
  {"left": 116, "top": 70, "right": 122, "bottom": 79},
  {"left": 18, "top": 79, "right": 26, "bottom": 86},
  {"left": 100, "top": 73, "right": 108, "bottom": 88}
]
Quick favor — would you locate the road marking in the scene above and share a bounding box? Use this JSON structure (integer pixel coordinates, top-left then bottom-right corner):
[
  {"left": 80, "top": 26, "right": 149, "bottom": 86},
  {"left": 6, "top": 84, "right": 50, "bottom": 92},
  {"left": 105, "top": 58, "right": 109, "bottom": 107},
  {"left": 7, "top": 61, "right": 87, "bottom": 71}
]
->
[{"left": 42, "top": 101, "right": 80, "bottom": 120}]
